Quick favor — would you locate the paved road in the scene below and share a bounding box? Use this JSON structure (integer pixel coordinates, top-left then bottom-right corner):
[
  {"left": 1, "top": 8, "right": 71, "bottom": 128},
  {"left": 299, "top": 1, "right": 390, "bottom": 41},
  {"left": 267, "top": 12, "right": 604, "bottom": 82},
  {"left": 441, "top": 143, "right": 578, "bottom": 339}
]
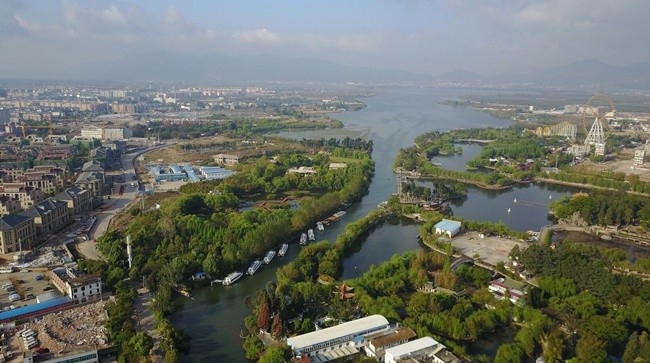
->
[{"left": 77, "top": 144, "right": 169, "bottom": 260}]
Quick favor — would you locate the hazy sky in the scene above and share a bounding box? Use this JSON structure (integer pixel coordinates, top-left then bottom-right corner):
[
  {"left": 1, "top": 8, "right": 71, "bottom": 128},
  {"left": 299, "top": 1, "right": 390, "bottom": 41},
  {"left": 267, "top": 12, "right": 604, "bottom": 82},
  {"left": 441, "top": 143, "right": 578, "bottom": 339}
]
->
[{"left": 1, "top": 0, "right": 650, "bottom": 79}]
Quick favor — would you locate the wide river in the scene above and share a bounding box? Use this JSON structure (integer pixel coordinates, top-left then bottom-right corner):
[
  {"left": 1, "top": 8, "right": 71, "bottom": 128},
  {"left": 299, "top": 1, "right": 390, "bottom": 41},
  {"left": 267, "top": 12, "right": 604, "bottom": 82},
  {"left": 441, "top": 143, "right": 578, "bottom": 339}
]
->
[{"left": 171, "top": 87, "right": 578, "bottom": 362}]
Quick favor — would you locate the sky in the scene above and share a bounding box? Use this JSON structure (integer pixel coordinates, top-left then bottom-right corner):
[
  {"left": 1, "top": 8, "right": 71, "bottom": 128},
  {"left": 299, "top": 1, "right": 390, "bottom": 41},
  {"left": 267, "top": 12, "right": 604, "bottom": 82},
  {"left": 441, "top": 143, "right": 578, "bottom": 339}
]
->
[{"left": 1, "top": 0, "right": 650, "bottom": 79}]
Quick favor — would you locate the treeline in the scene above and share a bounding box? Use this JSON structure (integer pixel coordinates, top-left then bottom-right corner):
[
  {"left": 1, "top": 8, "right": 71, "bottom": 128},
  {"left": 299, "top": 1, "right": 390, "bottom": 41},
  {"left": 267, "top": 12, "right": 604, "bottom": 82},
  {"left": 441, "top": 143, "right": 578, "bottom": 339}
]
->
[
  {"left": 519, "top": 242, "right": 650, "bottom": 362},
  {"left": 550, "top": 191, "right": 650, "bottom": 226},
  {"left": 179, "top": 149, "right": 374, "bottom": 198},
  {"left": 132, "top": 117, "right": 341, "bottom": 140},
  {"left": 547, "top": 170, "right": 650, "bottom": 194},
  {"left": 300, "top": 137, "right": 373, "bottom": 152},
  {"left": 414, "top": 131, "right": 459, "bottom": 157}
]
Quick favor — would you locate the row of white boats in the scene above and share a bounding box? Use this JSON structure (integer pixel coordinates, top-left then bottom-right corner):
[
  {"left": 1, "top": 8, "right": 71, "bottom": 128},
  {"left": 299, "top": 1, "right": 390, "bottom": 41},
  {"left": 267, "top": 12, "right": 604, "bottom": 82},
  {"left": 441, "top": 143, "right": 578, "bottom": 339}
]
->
[
  {"left": 222, "top": 243, "right": 289, "bottom": 286},
  {"left": 222, "top": 211, "right": 347, "bottom": 286}
]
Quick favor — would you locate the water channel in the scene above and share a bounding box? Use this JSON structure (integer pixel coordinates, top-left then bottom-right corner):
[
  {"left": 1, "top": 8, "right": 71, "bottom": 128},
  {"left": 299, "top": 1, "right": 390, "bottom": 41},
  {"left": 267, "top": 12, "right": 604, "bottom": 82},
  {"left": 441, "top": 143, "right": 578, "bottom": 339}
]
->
[{"left": 171, "top": 88, "right": 579, "bottom": 362}]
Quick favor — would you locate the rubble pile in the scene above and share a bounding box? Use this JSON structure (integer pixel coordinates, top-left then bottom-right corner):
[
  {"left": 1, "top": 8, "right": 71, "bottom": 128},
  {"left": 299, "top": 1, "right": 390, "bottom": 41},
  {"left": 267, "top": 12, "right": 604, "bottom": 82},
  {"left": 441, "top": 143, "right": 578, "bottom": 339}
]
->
[{"left": 31, "top": 301, "right": 109, "bottom": 352}]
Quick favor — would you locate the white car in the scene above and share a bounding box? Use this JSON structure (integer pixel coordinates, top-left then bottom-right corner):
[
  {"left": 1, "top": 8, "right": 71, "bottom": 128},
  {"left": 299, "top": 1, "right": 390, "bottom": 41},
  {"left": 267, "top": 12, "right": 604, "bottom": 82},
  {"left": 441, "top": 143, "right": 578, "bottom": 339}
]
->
[{"left": 8, "top": 293, "right": 21, "bottom": 302}]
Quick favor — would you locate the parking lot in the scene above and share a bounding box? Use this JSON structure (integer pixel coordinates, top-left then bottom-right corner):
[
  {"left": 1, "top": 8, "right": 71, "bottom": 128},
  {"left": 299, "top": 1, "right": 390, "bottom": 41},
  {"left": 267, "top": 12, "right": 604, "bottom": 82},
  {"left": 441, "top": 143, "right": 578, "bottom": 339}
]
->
[
  {"left": 450, "top": 231, "right": 527, "bottom": 266},
  {"left": 0, "top": 270, "right": 60, "bottom": 311}
]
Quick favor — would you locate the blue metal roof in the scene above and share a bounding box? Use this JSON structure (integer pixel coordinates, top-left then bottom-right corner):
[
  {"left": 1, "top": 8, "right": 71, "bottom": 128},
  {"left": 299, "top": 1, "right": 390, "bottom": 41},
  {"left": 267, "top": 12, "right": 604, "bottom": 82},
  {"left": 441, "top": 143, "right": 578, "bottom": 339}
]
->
[
  {"left": 0, "top": 296, "right": 72, "bottom": 321},
  {"left": 434, "top": 219, "right": 462, "bottom": 232}
]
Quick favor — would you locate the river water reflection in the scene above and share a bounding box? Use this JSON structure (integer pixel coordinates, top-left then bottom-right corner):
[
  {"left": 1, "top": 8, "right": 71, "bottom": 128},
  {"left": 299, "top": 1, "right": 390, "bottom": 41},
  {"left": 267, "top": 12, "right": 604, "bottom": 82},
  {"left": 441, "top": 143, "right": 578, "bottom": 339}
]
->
[{"left": 172, "top": 88, "right": 579, "bottom": 362}]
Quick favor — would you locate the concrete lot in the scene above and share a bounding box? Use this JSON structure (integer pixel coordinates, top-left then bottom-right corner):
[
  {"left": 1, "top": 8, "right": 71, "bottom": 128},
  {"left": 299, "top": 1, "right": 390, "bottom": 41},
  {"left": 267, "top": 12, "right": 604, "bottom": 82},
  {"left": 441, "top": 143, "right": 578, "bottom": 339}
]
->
[
  {"left": 450, "top": 231, "right": 527, "bottom": 266},
  {"left": 0, "top": 271, "right": 60, "bottom": 311}
]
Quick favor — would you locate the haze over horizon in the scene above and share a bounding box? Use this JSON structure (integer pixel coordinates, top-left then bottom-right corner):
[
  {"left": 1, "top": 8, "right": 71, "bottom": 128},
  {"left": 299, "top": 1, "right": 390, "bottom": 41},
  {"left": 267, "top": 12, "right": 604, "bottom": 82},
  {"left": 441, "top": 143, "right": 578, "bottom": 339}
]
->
[{"left": 1, "top": 0, "right": 650, "bottom": 80}]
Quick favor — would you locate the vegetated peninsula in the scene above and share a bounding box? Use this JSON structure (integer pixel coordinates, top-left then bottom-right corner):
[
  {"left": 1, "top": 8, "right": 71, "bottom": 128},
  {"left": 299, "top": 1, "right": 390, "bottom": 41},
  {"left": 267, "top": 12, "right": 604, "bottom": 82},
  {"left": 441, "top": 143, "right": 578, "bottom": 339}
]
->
[
  {"left": 394, "top": 126, "right": 650, "bottom": 194},
  {"left": 91, "top": 132, "right": 374, "bottom": 361}
]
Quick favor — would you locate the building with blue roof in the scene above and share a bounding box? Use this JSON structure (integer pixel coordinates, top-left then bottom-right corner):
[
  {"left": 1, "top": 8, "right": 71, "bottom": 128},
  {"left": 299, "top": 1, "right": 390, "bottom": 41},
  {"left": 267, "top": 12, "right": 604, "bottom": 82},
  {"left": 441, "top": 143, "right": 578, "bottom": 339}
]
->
[
  {"left": 434, "top": 219, "right": 462, "bottom": 238},
  {"left": 0, "top": 296, "right": 73, "bottom": 323}
]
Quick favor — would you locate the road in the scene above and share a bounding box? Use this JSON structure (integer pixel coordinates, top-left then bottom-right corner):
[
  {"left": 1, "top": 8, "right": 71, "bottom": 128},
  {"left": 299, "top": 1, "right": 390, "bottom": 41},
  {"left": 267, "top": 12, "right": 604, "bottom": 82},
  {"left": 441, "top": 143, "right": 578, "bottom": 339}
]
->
[{"left": 77, "top": 144, "right": 169, "bottom": 260}]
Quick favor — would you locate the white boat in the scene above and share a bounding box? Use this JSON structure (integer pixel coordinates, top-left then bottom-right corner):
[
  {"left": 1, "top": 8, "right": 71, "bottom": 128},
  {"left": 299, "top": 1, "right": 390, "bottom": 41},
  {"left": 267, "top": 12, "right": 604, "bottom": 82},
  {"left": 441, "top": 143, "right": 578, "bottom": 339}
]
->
[
  {"left": 316, "top": 222, "right": 324, "bottom": 231},
  {"left": 333, "top": 211, "right": 347, "bottom": 219},
  {"left": 247, "top": 260, "right": 263, "bottom": 275},
  {"left": 308, "top": 229, "right": 315, "bottom": 241},
  {"left": 300, "top": 233, "right": 308, "bottom": 245},
  {"left": 278, "top": 243, "right": 289, "bottom": 257},
  {"left": 223, "top": 271, "right": 242, "bottom": 286},
  {"left": 264, "top": 250, "right": 276, "bottom": 264}
]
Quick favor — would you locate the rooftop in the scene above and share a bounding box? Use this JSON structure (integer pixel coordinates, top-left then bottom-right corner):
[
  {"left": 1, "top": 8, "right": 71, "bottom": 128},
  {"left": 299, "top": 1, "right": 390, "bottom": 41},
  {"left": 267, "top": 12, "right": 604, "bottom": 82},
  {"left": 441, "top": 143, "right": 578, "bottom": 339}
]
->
[
  {"left": 287, "top": 315, "right": 389, "bottom": 350},
  {"left": 434, "top": 219, "right": 462, "bottom": 231},
  {"left": 368, "top": 326, "right": 417, "bottom": 348},
  {"left": 384, "top": 336, "right": 443, "bottom": 359},
  {"left": 0, "top": 214, "right": 32, "bottom": 230}
]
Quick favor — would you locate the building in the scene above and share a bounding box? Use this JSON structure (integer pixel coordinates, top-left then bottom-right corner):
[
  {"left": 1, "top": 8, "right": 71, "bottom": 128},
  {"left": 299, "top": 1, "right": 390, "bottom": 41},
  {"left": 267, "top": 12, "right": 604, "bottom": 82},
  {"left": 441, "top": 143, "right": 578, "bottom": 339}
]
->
[
  {"left": 149, "top": 165, "right": 187, "bottom": 182},
  {"left": 364, "top": 327, "right": 417, "bottom": 361},
  {"left": 0, "top": 214, "right": 36, "bottom": 253},
  {"left": 20, "top": 198, "right": 70, "bottom": 237},
  {"left": 434, "top": 219, "right": 462, "bottom": 238},
  {"left": 634, "top": 149, "right": 646, "bottom": 166},
  {"left": 489, "top": 277, "right": 527, "bottom": 304},
  {"left": 75, "top": 172, "right": 104, "bottom": 198},
  {"left": 55, "top": 186, "right": 92, "bottom": 216},
  {"left": 23, "top": 349, "right": 98, "bottom": 363},
  {"left": 0, "top": 195, "right": 20, "bottom": 216},
  {"left": 80, "top": 128, "right": 103, "bottom": 140},
  {"left": 288, "top": 166, "right": 317, "bottom": 176},
  {"left": 199, "top": 166, "right": 235, "bottom": 180},
  {"left": 0, "top": 296, "right": 74, "bottom": 324},
  {"left": 594, "top": 142, "right": 606, "bottom": 157},
  {"left": 213, "top": 154, "right": 240, "bottom": 166},
  {"left": 0, "top": 183, "right": 43, "bottom": 209},
  {"left": 329, "top": 163, "right": 348, "bottom": 169},
  {"left": 287, "top": 315, "right": 390, "bottom": 360},
  {"left": 102, "top": 127, "right": 132, "bottom": 140},
  {"left": 384, "top": 337, "right": 459, "bottom": 363},
  {"left": 50, "top": 267, "right": 102, "bottom": 304}
]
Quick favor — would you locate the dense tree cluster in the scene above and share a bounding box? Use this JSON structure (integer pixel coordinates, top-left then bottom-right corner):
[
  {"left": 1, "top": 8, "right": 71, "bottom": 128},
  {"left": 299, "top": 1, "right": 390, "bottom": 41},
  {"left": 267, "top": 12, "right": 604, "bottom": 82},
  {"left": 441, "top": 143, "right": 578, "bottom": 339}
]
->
[
  {"left": 550, "top": 191, "right": 649, "bottom": 226},
  {"left": 300, "top": 137, "right": 373, "bottom": 152},
  {"left": 132, "top": 117, "right": 342, "bottom": 140}
]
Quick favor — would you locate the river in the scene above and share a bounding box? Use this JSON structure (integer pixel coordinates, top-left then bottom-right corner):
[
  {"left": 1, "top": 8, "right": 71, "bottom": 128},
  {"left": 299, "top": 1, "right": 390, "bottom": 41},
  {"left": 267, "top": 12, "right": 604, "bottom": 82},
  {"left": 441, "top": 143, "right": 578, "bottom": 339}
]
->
[{"left": 171, "top": 87, "right": 578, "bottom": 362}]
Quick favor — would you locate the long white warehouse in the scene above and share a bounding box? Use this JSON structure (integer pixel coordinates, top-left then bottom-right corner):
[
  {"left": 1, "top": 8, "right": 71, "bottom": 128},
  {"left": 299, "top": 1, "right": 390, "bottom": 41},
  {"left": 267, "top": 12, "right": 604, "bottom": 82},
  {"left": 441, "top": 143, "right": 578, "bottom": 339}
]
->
[{"left": 287, "top": 315, "right": 390, "bottom": 360}]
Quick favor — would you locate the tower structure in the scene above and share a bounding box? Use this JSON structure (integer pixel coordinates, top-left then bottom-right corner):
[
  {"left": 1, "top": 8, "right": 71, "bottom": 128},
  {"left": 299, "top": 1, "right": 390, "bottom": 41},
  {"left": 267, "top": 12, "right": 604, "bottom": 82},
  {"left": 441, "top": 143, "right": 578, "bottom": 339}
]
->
[{"left": 584, "top": 117, "right": 606, "bottom": 146}]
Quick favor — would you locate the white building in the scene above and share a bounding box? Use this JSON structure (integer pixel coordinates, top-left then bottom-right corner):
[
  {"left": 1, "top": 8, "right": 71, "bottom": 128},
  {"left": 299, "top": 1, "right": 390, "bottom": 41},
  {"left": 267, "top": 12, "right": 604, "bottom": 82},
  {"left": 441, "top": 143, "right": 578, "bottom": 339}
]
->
[
  {"left": 80, "top": 128, "right": 103, "bottom": 140},
  {"left": 287, "top": 315, "right": 390, "bottom": 360},
  {"left": 634, "top": 149, "right": 646, "bottom": 166},
  {"left": 384, "top": 337, "right": 456, "bottom": 363},
  {"left": 50, "top": 268, "right": 102, "bottom": 304},
  {"left": 434, "top": 219, "right": 462, "bottom": 238}
]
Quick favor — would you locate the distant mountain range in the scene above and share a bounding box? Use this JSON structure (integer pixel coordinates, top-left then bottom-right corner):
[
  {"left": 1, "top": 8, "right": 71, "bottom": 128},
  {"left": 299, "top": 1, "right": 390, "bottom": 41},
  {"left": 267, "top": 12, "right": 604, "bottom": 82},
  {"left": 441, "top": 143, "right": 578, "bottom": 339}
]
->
[
  {"left": 97, "top": 51, "right": 434, "bottom": 84},
  {"left": 8, "top": 52, "right": 648, "bottom": 89},
  {"left": 440, "top": 59, "right": 650, "bottom": 90}
]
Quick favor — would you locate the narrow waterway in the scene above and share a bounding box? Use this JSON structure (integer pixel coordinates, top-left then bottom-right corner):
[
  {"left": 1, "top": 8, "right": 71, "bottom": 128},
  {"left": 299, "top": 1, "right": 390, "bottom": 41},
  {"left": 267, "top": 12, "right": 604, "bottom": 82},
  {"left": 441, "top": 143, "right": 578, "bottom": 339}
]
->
[{"left": 171, "top": 87, "right": 579, "bottom": 362}]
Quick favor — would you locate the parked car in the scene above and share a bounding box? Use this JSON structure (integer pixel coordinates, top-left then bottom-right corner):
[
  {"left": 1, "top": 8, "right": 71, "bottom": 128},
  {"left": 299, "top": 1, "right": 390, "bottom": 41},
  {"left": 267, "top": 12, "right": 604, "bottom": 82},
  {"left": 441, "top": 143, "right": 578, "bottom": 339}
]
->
[
  {"left": 34, "top": 275, "right": 44, "bottom": 281},
  {"left": 8, "top": 293, "right": 20, "bottom": 302}
]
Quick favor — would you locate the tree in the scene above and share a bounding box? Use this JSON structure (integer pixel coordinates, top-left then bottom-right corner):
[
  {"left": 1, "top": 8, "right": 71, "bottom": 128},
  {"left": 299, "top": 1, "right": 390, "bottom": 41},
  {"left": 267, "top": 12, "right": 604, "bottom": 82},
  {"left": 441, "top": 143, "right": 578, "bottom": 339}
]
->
[
  {"left": 495, "top": 343, "right": 525, "bottom": 363},
  {"left": 243, "top": 335, "right": 264, "bottom": 360},
  {"left": 575, "top": 334, "right": 608, "bottom": 363},
  {"left": 623, "top": 331, "right": 650, "bottom": 363},
  {"left": 127, "top": 332, "right": 153, "bottom": 358},
  {"left": 271, "top": 313, "right": 283, "bottom": 338},
  {"left": 542, "top": 329, "right": 565, "bottom": 363},
  {"left": 259, "top": 346, "right": 291, "bottom": 363},
  {"left": 257, "top": 300, "right": 271, "bottom": 331}
]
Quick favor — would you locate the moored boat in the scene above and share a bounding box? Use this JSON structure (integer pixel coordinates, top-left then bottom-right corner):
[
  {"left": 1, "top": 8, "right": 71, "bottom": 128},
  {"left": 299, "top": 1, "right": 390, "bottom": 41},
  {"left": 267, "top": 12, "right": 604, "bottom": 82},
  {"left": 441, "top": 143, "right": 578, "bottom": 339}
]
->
[
  {"left": 264, "top": 250, "right": 276, "bottom": 264},
  {"left": 223, "top": 271, "right": 242, "bottom": 286},
  {"left": 333, "top": 211, "right": 347, "bottom": 219},
  {"left": 247, "top": 260, "right": 263, "bottom": 275},
  {"left": 278, "top": 243, "right": 289, "bottom": 257},
  {"left": 307, "top": 229, "right": 315, "bottom": 241},
  {"left": 300, "top": 233, "right": 307, "bottom": 245},
  {"left": 179, "top": 289, "right": 192, "bottom": 298},
  {"left": 316, "top": 222, "right": 324, "bottom": 231}
]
